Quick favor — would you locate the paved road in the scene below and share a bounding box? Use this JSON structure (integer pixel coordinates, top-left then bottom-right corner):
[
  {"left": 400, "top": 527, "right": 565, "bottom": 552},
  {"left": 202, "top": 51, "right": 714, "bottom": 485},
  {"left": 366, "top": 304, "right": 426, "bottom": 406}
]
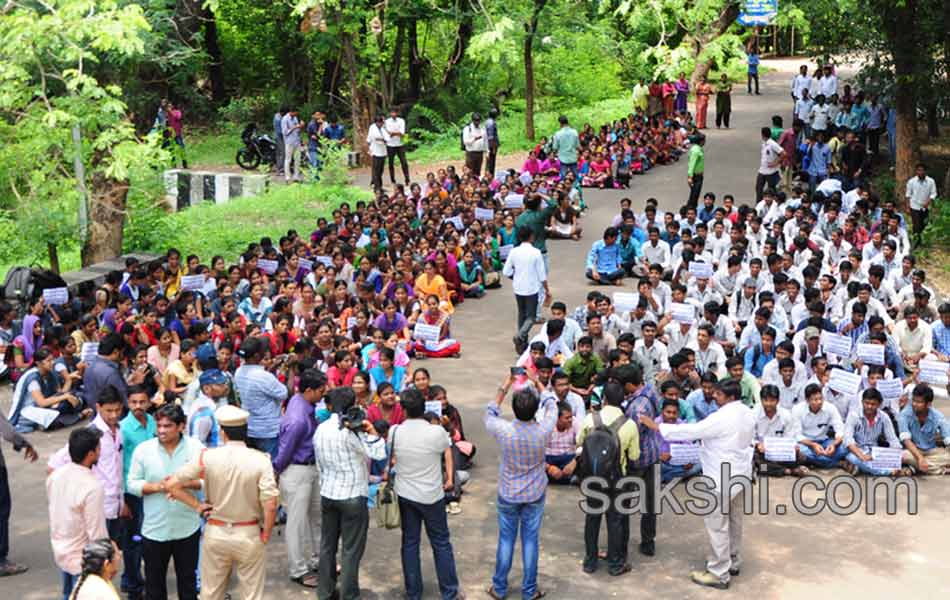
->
[{"left": 6, "top": 59, "right": 949, "bottom": 600}]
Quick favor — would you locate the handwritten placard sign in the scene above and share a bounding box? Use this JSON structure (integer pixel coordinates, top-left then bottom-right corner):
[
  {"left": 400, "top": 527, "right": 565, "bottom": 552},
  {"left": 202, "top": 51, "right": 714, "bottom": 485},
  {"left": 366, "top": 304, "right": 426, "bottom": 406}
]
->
[
  {"left": 42, "top": 287, "right": 69, "bottom": 306},
  {"left": 424, "top": 401, "right": 443, "bottom": 417},
  {"left": 918, "top": 360, "right": 949, "bottom": 385},
  {"left": 828, "top": 369, "right": 861, "bottom": 397},
  {"left": 315, "top": 255, "right": 333, "bottom": 268},
  {"left": 669, "top": 443, "right": 701, "bottom": 466},
  {"left": 258, "top": 259, "right": 279, "bottom": 275},
  {"left": 613, "top": 292, "right": 639, "bottom": 314},
  {"left": 876, "top": 378, "right": 903, "bottom": 403},
  {"left": 870, "top": 446, "right": 903, "bottom": 471},
  {"left": 856, "top": 343, "right": 885, "bottom": 366},
  {"left": 445, "top": 216, "right": 464, "bottom": 231},
  {"left": 820, "top": 332, "right": 852, "bottom": 358},
  {"left": 413, "top": 323, "right": 441, "bottom": 343},
  {"left": 80, "top": 342, "right": 99, "bottom": 362},
  {"left": 671, "top": 302, "right": 695, "bottom": 324},
  {"left": 180, "top": 275, "right": 205, "bottom": 292},
  {"left": 298, "top": 258, "right": 313, "bottom": 272},
  {"left": 688, "top": 261, "right": 714, "bottom": 279},
  {"left": 504, "top": 194, "right": 525, "bottom": 209},
  {"left": 764, "top": 437, "right": 797, "bottom": 462},
  {"left": 475, "top": 207, "right": 495, "bottom": 221}
]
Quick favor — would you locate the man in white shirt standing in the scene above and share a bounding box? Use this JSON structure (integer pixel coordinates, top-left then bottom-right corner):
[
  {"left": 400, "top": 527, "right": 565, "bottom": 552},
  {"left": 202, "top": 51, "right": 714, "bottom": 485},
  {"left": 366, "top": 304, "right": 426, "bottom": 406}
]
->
[
  {"left": 755, "top": 126, "right": 784, "bottom": 203},
  {"left": 651, "top": 379, "right": 755, "bottom": 590},
  {"left": 906, "top": 163, "right": 937, "bottom": 247},
  {"left": 366, "top": 113, "right": 391, "bottom": 192},
  {"left": 281, "top": 108, "right": 305, "bottom": 183},
  {"left": 790, "top": 64, "right": 812, "bottom": 112},
  {"left": 819, "top": 65, "right": 837, "bottom": 98},
  {"left": 503, "top": 226, "right": 550, "bottom": 354},
  {"left": 385, "top": 108, "right": 410, "bottom": 186},
  {"left": 462, "top": 112, "right": 487, "bottom": 176}
]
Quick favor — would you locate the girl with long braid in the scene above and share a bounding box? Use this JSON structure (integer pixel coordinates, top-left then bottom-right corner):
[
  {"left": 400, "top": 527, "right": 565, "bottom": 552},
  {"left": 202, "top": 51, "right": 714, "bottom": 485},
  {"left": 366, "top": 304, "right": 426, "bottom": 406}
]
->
[{"left": 69, "top": 538, "right": 121, "bottom": 600}]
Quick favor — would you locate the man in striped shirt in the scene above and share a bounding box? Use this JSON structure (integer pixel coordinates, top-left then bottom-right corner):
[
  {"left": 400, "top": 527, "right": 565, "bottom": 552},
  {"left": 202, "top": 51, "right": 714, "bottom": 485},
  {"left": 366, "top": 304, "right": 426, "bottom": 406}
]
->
[
  {"left": 619, "top": 364, "right": 661, "bottom": 557},
  {"left": 484, "top": 375, "right": 556, "bottom": 600}
]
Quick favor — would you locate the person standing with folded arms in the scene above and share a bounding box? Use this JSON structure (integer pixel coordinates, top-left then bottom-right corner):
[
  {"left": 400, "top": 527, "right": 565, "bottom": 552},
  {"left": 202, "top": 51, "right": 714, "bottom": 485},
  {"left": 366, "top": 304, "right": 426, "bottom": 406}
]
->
[
  {"left": 272, "top": 369, "right": 326, "bottom": 589},
  {"left": 165, "top": 405, "right": 279, "bottom": 600}
]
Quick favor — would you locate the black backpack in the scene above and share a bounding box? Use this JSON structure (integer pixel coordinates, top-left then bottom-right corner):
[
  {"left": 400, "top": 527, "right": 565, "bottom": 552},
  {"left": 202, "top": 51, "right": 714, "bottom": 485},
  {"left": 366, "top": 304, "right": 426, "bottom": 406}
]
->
[
  {"left": 577, "top": 411, "right": 627, "bottom": 483},
  {"left": 1, "top": 267, "right": 34, "bottom": 313}
]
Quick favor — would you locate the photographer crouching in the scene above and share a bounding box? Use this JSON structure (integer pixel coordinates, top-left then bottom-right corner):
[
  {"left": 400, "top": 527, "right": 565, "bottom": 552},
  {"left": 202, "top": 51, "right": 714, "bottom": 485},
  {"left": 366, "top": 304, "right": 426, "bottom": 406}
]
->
[{"left": 313, "top": 386, "right": 387, "bottom": 600}]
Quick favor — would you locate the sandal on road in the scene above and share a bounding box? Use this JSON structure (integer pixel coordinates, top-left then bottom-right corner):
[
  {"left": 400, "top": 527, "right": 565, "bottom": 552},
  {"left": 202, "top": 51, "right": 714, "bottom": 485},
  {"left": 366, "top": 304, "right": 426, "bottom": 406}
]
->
[
  {"left": 0, "top": 561, "right": 28, "bottom": 577},
  {"left": 291, "top": 572, "right": 318, "bottom": 588}
]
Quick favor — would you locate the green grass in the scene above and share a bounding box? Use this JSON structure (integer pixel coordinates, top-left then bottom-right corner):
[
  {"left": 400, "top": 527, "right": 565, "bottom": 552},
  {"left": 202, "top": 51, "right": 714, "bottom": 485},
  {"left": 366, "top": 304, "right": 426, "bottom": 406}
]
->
[
  {"left": 0, "top": 181, "right": 371, "bottom": 280},
  {"left": 187, "top": 124, "right": 243, "bottom": 168}
]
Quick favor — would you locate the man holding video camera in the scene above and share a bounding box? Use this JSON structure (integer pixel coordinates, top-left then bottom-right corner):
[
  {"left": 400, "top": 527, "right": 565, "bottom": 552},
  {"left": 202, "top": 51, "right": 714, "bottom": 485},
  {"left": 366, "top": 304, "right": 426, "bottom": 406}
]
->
[{"left": 313, "top": 387, "right": 386, "bottom": 600}]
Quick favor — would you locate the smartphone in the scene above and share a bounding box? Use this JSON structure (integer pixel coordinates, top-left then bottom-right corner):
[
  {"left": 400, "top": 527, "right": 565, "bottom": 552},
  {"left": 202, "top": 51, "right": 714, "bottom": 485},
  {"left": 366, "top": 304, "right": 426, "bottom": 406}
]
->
[{"left": 510, "top": 366, "right": 525, "bottom": 376}]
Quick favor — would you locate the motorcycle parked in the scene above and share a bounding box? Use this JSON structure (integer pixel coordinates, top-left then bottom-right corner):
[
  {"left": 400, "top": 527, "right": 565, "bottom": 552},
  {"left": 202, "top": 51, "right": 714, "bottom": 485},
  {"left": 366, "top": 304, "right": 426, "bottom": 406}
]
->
[{"left": 236, "top": 123, "right": 277, "bottom": 170}]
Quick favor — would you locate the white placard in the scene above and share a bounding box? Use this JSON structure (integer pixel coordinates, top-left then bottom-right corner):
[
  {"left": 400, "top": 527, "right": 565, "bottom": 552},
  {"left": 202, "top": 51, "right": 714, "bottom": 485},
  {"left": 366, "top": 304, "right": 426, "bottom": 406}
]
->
[
  {"left": 856, "top": 343, "right": 885, "bottom": 366},
  {"left": 20, "top": 406, "right": 60, "bottom": 429},
  {"left": 613, "top": 292, "right": 639, "bottom": 314},
  {"left": 688, "top": 261, "right": 713, "bottom": 279},
  {"left": 424, "top": 401, "right": 443, "bottom": 417},
  {"left": 820, "top": 332, "right": 852, "bottom": 358},
  {"left": 356, "top": 233, "right": 371, "bottom": 249},
  {"left": 671, "top": 302, "right": 695, "bottom": 324},
  {"left": 42, "top": 287, "right": 69, "bottom": 306},
  {"left": 180, "top": 275, "right": 205, "bottom": 292},
  {"left": 475, "top": 207, "right": 495, "bottom": 221},
  {"left": 445, "top": 216, "right": 464, "bottom": 231},
  {"left": 80, "top": 342, "right": 99, "bottom": 362},
  {"left": 554, "top": 222, "right": 573, "bottom": 236},
  {"left": 828, "top": 369, "right": 861, "bottom": 397},
  {"left": 876, "top": 378, "right": 903, "bottom": 403},
  {"left": 499, "top": 244, "right": 514, "bottom": 260},
  {"left": 764, "top": 437, "right": 797, "bottom": 462},
  {"left": 870, "top": 446, "right": 903, "bottom": 471},
  {"left": 346, "top": 316, "right": 358, "bottom": 330},
  {"left": 412, "top": 323, "right": 441, "bottom": 343},
  {"left": 504, "top": 194, "right": 524, "bottom": 209},
  {"left": 518, "top": 172, "right": 533, "bottom": 186},
  {"left": 315, "top": 255, "right": 334, "bottom": 267},
  {"left": 258, "top": 259, "right": 279, "bottom": 274},
  {"left": 669, "top": 443, "right": 701, "bottom": 466},
  {"left": 918, "top": 359, "right": 949, "bottom": 385},
  {"left": 298, "top": 258, "right": 313, "bottom": 272}
]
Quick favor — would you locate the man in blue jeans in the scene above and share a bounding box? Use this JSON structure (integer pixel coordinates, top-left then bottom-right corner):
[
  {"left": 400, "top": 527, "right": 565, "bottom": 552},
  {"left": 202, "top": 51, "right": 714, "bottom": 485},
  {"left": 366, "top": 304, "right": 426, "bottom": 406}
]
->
[
  {"left": 793, "top": 383, "right": 848, "bottom": 468},
  {"left": 390, "top": 389, "right": 463, "bottom": 600},
  {"left": 842, "top": 388, "right": 905, "bottom": 476},
  {"left": 484, "top": 374, "right": 557, "bottom": 600},
  {"left": 586, "top": 227, "right": 625, "bottom": 285}
]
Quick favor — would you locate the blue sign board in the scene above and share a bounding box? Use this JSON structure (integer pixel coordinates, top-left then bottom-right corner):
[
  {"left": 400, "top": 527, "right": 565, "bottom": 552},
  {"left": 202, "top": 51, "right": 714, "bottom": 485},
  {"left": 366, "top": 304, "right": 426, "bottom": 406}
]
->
[{"left": 738, "top": 0, "right": 778, "bottom": 26}]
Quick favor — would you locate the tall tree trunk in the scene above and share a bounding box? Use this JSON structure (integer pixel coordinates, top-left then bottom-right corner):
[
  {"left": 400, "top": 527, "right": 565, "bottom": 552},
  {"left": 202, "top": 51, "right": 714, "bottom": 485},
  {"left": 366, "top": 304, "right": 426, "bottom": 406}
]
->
[
  {"left": 341, "top": 28, "right": 373, "bottom": 157},
  {"left": 82, "top": 170, "right": 129, "bottom": 266},
  {"left": 884, "top": 0, "right": 921, "bottom": 207},
  {"left": 407, "top": 20, "right": 423, "bottom": 101},
  {"left": 203, "top": 7, "right": 225, "bottom": 104},
  {"left": 390, "top": 21, "right": 405, "bottom": 105},
  {"left": 524, "top": 0, "right": 548, "bottom": 142},
  {"left": 689, "top": 1, "right": 741, "bottom": 86},
  {"left": 441, "top": 12, "right": 473, "bottom": 92},
  {"left": 47, "top": 243, "right": 60, "bottom": 275}
]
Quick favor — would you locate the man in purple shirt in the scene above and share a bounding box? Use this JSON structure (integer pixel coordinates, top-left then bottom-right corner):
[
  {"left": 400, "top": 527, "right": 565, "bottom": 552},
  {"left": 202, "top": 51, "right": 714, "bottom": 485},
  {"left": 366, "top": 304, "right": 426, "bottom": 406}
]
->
[
  {"left": 484, "top": 374, "right": 556, "bottom": 600},
  {"left": 618, "top": 364, "right": 661, "bottom": 557},
  {"left": 273, "top": 369, "right": 326, "bottom": 588}
]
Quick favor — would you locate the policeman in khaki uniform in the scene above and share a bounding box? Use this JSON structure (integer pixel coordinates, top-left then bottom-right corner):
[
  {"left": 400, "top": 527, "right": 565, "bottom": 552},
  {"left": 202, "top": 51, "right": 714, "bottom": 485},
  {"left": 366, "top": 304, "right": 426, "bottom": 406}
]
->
[{"left": 167, "top": 405, "right": 280, "bottom": 600}]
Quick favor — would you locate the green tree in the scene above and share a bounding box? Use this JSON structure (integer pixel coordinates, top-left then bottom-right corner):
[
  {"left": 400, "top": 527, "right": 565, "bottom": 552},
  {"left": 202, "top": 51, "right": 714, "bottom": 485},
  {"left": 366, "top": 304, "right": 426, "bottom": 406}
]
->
[{"left": 0, "top": 0, "right": 159, "bottom": 268}]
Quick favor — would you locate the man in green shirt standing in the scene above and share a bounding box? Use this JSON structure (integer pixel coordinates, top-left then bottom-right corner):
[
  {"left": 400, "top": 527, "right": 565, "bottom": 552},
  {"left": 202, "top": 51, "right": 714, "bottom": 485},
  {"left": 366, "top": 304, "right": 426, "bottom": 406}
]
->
[
  {"left": 516, "top": 193, "right": 557, "bottom": 318},
  {"left": 552, "top": 115, "right": 580, "bottom": 182},
  {"left": 687, "top": 134, "right": 705, "bottom": 209}
]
